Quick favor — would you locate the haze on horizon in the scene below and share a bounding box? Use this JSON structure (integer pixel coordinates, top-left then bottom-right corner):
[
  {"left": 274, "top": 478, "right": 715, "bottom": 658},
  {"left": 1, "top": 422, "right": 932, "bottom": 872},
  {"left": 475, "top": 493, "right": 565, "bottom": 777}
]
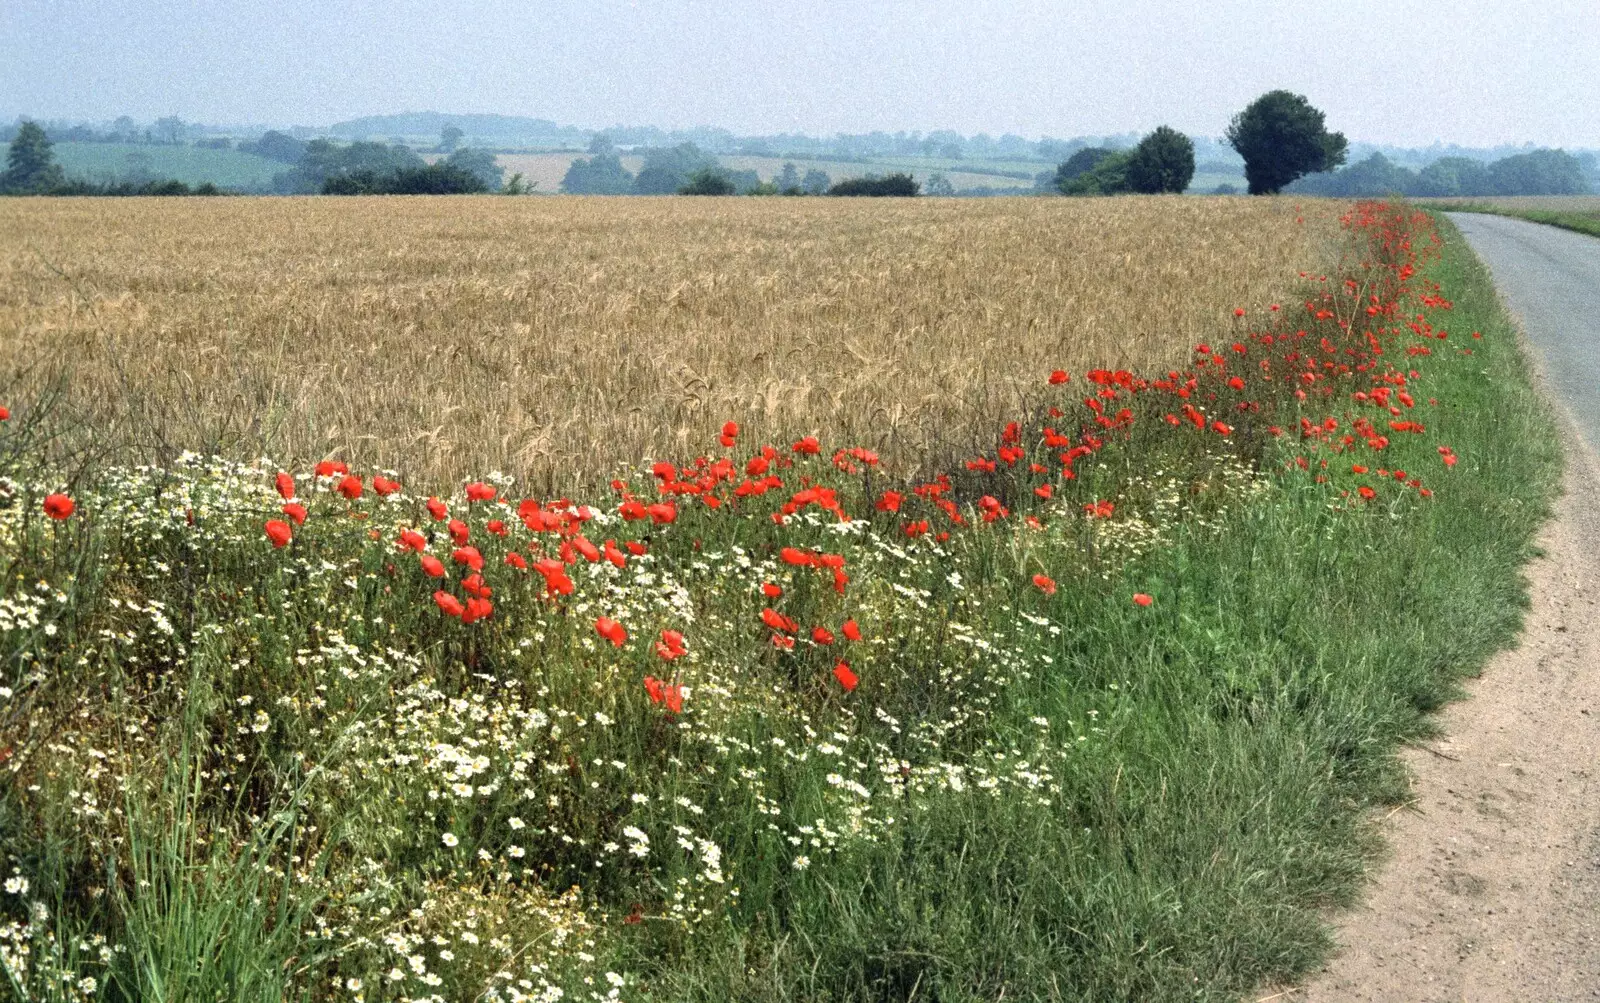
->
[{"left": 4, "top": 0, "right": 1597, "bottom": 149}]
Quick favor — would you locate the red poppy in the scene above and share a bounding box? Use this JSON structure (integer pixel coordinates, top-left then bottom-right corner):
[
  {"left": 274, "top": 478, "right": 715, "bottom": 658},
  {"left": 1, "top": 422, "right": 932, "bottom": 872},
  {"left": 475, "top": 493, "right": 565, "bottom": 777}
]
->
[
  {"left": 762, "top": 582, "right": 783, "bottom": 598},
  {"left": 792, "top": 436, "right": 821, "bottom": 455},
  {"left": 832, "top": 662, "right": 859, "bottom": 692},
  {"left": 448, "top": 519, "right": 469, "bottom": 546},
  {"left": 0, "top": 406, "right": 9, "bottom": 420},
  {"left": 596, "top": 617, "right": 628, "bottom": 647},
  {"left": 647, "top": 502, "right": 677, "bottom": 525},
  {"left": 812, "top": 626, "right": 835, "bottom": 645},
  {"left": 275, "top": 471, "right": 296, "bottom": 500},
  {"left": 397, "top": 529, "right": 427, "bottom": 552},
  {"left": 465, "top": 482, "right": 497, "bottom": 502},
  {"left": 426, "top": 497, "right": 449, "bottom": 521},
  {"left": 461, "top": 596, "right": 493, "bottom": 623},
  {"left": 1034, "top": 484, "right": 1053, "bottom": 500},
  {"left": 1048, "top": 370, "right": 1070, "bottom": 385},
  {"left": 420, "top": 555, "right": 447, "bottom": 578},
  {"left": 655, "top": 629, "right": 687, "bottom": 660},
  {"left": 1358, "top": 485, "right": 1376, "bottom": 500},
  {"left": 1032, "top": 574, "right": 1057, "bottom": 595},
  {"left": 876, "top": 490, "right": 903, "bottom": 513},
  {"left": 762, "top": 608, "right": 798, "bottom": 633},
  {"left": 625, "top": 540, "right": 648, "bottom": 556},
  {"left": 1132, "top": 593, "right": 1153, "bottom": 607},
  {"left": 264, "top": 519, "right": 292, "bottom": 548},
  {"left": 451, "top": 546, "right": 483, "bottom": 571},
  {"left": 281, "top": 502, "right": 308, "bottom": 526},
  {"left": 461, "top": 573, "right": 491, "bottom": 598},
  {"left": 486, "top": 519, "right": 508, "bottom": 537},
  {"left": 434, "top": 591, "right": 465, "bottom": 618},
  {"left": 842, "top": 619, "right": 862, "bottom": 641},
  {"left": 43, "top": 493, "right": 75, "bottom": 521},
  {"left": 603, "top": 540, "right": 627, "bottom": 568},
  {"left": 780, "top": 547, "right": 814, "bottom": 567},
  {"left": 505, "top": 552, "right": 528, "bottom": 570},
  {"left": 372, "top": 476, "right": 401, "bottom": 497},
  {"left": 315, "top": 460, "right": 348, "bottom": 478}
]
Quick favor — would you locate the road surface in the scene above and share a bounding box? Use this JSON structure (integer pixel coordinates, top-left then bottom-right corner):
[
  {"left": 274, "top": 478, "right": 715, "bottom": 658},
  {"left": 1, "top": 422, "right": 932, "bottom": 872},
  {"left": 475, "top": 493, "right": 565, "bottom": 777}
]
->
[{"left": 1294, "top": 214, "right": 1600, "bottom": 1001}]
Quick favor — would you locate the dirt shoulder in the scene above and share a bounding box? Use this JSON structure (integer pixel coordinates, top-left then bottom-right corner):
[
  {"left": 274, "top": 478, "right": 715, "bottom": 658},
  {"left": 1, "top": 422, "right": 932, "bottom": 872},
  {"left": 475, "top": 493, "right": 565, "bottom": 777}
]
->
[{"left": 1291, "top": 404, "right": 1600, "bottom": 1000}]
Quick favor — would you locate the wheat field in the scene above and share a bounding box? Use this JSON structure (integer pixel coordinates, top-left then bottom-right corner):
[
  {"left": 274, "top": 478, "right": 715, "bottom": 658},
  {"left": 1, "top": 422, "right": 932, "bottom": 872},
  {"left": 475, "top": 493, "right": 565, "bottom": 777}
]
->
[{"left": 0, "top": 195, "right": 1341, "bottom": 492}]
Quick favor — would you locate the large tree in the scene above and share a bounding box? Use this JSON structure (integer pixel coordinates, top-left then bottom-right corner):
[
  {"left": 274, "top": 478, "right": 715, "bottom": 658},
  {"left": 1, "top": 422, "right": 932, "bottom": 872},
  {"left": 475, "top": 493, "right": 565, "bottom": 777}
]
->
[
  {"left": 1125, "top": 126, "right": 1195, "bottom": 194},
  {"left": 1226, "top": 91, "right": 1347, "bottom": 195},
  {"left": 1, "top": 121, "right": 65, "bottom": 194}
]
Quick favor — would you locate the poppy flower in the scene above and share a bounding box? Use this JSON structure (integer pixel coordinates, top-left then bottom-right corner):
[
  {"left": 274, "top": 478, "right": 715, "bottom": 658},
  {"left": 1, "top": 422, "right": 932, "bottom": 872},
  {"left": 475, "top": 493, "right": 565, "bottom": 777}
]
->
[
  {"left": 772, "top": 633, "right": 796, "bottom": 650},
  {"left": 842, "top": 619, "right": 862, "bottom": 641},
  {"left": 647, "top": 502, "right": 677, "bottom": 525},
  {"left": 832, "top": 662, "right": 859, "bottom": 692},
  {"left": 792, "top": 436, "right": 821, "bottom": 455},
  {"left": 461, "top": 573, "right": 491, "bottom": 598},
  {"left": 643, "top": 675, "right": 664, "bottom": 704},
  {"left": 426, "top": 497, "right": 449, "bottom": 521},
  {"left": 281, "top": 502, "right": 308, "bottom": 526},
  {"left": 625, "top": 540, "right": 648, "bottom": 556},
  {"left": 397, "top": 529, "right": 427, "bottom": 552},
  {"left": 603, "top": 540, "right": 627, "bottom": 568},
  {"left": 420, "top": 555, "right": 447, "bottom": 578},
  {"left": 1034, "top": 484, "right": 1053, "bottom": 500},
  {"left": 452, "top": 546, "right": 484, "bottom": 571},
  {"left": 275, "top": 471, "right": 296, "bottom": 500},
  {"left": 811, "top": 626, "right": 835, "bottom": 645},
  {"left": 780, "top": 547, "right": 814, "bottom": 567},
  {"left": 1032, "top": 574, "right": 1057, "bottom": 595},
  {"left": 486, "top": 519, "right": 508, "bottom": 537},
  {"left": 461, "top": 597, "right": 493, "bottom": 624},
  {"left": 762, "top": 608, "right": 798, "bottom": 634},
  {"left": 465, "top": 482, "right": 497, "bottom": 502},
  {"left": 0, "top": 406, "right": 9, "bottom": 420},
  {"left": 595, "top": 617, "right": 627, "bottom": 647},
  {"left": 1048, "top": 370, "right": 1070, "bottom": 385},
  {"left": 1358, "top": 485, "right": 1376, "bottom": 500},
  {"left": 876, "top": 490, "right": 903, "bottom": 513},
  {"left": 264, "top": 519, "right": 292, "bottom": 548},
  {"left": 505, "top": 552, "right": 528, "bottom": 570},
  {"left": 1132, "top": 593, "right": 1153, "bottom": 607},
  {"left": 762, "top": 582, "right": 783, "bottom": 598},
  {"left": 448, "top": 519, "right": 470, "bottom": 546},
  {"left": 573, "top": 536, "right": 601, "bottom": 562},
  {"left": 315, "top": 459, "right": 348, "bottom": 478},
  {"left": 372, "top": 476, "right": 401, "bottom": 497},
  {"left": 434, "top": 591, "right": 465, "bottom": 618},
  {"left": 656, "top": 629, "right": 687, "bottom": 660},
  {"left": 43, "top": 493, "right": 76, "bottom": 521}
]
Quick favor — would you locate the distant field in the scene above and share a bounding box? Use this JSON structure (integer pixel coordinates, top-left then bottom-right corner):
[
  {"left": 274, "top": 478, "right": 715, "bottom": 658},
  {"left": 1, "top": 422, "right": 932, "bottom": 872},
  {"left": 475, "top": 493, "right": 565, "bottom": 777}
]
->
[
  {"left": 0, "top": 195, "right": 1340, "bottom": 490},
  {"left": 10, "top": 141, "right": 286, "bottom": 189},
  {"left": 1421, "top": 195, "right": 1600, "bottom": 213},
  {"left": 489, "top": 152, "right": 1036, "bottom": 193}
]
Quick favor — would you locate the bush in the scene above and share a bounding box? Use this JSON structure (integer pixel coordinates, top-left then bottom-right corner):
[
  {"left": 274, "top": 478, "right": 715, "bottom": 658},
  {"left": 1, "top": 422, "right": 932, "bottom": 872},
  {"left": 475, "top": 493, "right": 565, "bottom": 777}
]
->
[
  {"left": 1059, "top": 151, "right": 1132, "bottom": 196},
  {"left": 1125, "top": 127, "right": 1195, "bottom": 194},
  {"left": 679, "top": 169, "right": 737, "bottom": 196},
  {"left": 1053, "top": 148, "right": 1114, "bottom": 192},
  {"left": 827, "top": 172, "right": 920, "bottom": 197},
  {"left": 321, "top": 163, "right": 488, "bottom": 195}
]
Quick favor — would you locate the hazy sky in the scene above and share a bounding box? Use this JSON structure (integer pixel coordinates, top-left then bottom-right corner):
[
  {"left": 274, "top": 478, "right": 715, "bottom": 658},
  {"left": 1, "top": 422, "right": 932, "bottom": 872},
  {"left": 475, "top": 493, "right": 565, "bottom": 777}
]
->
[{"left": 4, "top": 0, "right": 1597, "bottom": 147}]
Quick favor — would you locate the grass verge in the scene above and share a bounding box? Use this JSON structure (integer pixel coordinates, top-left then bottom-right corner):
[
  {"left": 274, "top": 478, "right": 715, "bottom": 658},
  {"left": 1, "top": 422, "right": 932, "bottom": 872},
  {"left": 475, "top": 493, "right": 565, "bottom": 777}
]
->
[
  {"left": 0, "top": 204, "right": 1562, "bottom": 1001},
  {"left": 1440, "top": 200, "right": 1600, "bottom": 238}
]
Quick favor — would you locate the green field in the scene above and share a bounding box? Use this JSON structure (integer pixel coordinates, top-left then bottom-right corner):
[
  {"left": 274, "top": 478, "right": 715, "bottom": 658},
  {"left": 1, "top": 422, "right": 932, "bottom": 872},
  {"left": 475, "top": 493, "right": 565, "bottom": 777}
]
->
[{"left": 5, "top": 141, "right": 285, "bottom": 189}]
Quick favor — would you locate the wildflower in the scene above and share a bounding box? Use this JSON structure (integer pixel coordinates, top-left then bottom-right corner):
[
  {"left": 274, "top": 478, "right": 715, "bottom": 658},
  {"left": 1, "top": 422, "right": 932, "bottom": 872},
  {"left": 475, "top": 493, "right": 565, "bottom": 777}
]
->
[
  {"left": 811, "top": 626, "right": 835, "bottom": 645},
  {"left": 876, "top": 490, "right": 903, "bottom": 513},
  {"left": 761, "top": 608, "right": 798, "bottom": 633},
  {"left": 372, "top": 475, "right": 400, "bottom": 496},
  {"left": 264, "top": 519, "right": 292, "bottom": 549},
  {"left": 761, "top": 582, "right": 783, "bottom": 598},
  {"left": 0, "top": 406, "right": 8, "bottom": 420},
  {"left": 462, "top": 597, "right": 493, "bottom": 624},
  {"left": 420, "top": 555, "right": 447, "bottom": 578},
  {"left": 274, "top": 471, "right": 295, "bottom": 500},
  {"left": 336, "top": 474, "right": 363, "bottom": 500},
  {"left": 451, "top": 546, "right": 484, "bottom": 572},
  {"left": 448, "top": 519, "right": 470, "bottom": 545},
  {"left": 1132, "top": 593, "right": 1154, "bottom": 607},
  {"left": 780, "top": 547, "right": 814, "bottom": 567},
  {"left": 832, "top": 661, "right": 859, "bottom": 692},
  {"left": 504, "top": 551, "right": 528, "bottom": 570},
  {"left": 720, "top": 420, "right": 740, "bottom": 448},
  {"left": 281, "top": 502, "right": 308, "bottom": 526},
  {"left": 792, "top": 435, "right": 821, "bottom": 455},
  {"left": 434, "top": 591, "right": 465, "bottom": 618},
  {"left": 1031, "top": 574, "right": 1056, "bottom": 595},
  {"left": 314, "top": 459, "right": 348, "bottom": 477},
  {"left": 842, "top": 619, "right": 862, "bottom": 641},
  {"left": 43, "top": 493, "right": 75, "bottom": 520},
  {"left": 1358, "top": 485, "right": 1377, "bottom": 500},
  {"left": 1048, "top": 369, "right": 1070, "bottom": 385},
  {"left": 441, "top": 832, "right": 459, "bottom": 848},
  {"left": 595, "top": 617, "right": 627, "bottom": 647},
  {"left": 465, "top": 481, "right": 497, "bottom": 502},
  {"left": 397, "top": 529, "right": 426, "bottom": 552},
  {"left": 425, "top": 497, "right": 449, "bottom": 521},
  {"left": 655, "top": 629, "right": 687, "bottom": 660}
]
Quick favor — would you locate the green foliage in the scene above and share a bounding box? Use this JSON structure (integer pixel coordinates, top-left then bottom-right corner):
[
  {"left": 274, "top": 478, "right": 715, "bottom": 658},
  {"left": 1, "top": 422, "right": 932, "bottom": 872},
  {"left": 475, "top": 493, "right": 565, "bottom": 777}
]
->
[
  {"left": 444, "top": 147, "right": 504, "bottom": 191},
  {"left": 321, "top": 162, "right": 488, "bottom": 195},
  {"left": 679, "top": 168, "right": 737, "bottom": 196},
  {"left": 238, "top": 130, "right": 308, "bottom": 164},
  {"left": 1058, "top": 150, "right": 1132, "bottom": 195},
  {"left": 439, "top": 124, "right": 465, "bottom": 153},
  {"left": 801, "top": 168, "right": 831, "bottom": 194},
  {"left": 827, "top": 172, "right": 920, "bottom": 196},
  {"left": 1125, "top": 126, "right": 1196, "bottom": 194},
  {"left": 277, "top": 139, "right": 426, "bottom": 194},
  {"left": 0, "top": 121, "right": 65, "bottom": 194},
  {"left": 776, "top": 162, "right": 801, "bottom": 192},
  {"left": 1052, "top": 147, "right": 1114, "bottom": 192},
  {"left": 924, "top": 172, "right": 956, "bottom": 196},
  {"left": 633, "top": 143, "right": 720, "bottom": 195},
  {"left": 501, "top": 172, "right": 533, "bottom": 195},
  {"left": 1294, "top": 149, "right": 1590, "bottom": 198},
  {"left": 1226, "top": 90, "right": 1348, "bottom": 195},
  {"left": 560, "top": 153, "right": 636, "bottom": 195}
]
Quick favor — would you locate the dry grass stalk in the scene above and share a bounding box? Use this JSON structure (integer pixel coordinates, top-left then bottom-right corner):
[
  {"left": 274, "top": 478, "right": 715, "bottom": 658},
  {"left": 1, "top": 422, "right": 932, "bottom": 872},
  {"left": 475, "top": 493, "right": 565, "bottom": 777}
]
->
[{"left": 0, "top": 195, "right": 1342, "bottom": 492}]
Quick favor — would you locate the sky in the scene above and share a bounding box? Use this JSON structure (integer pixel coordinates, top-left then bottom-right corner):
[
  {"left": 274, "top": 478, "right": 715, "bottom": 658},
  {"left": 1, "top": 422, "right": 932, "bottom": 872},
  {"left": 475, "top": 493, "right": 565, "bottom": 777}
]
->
[{"left": 3, "top": 0, "right": 1598, "bottom": 148}]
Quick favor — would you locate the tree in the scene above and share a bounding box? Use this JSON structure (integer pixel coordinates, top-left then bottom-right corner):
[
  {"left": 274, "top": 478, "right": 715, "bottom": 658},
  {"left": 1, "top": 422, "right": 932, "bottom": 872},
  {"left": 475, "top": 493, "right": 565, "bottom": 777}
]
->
[
  {"left": 440, "top": 125, "right": 464, "bottom": 153},
  {"left": 1414, "top": 157, "right": 1490, "bottom": 198},
  {"left": 1125, "top": 127, "right": 1195, "bottom": 194},
  {"left": 239, "top": 130, "right": 308, "bottom": 164},
  {"left": 154, "top": 116, "right": 186, "bottom": 145},
  {"left": 1059, "top": 151, "right": 1132, "bottom": 195},
  {"left": 679, "top": 168, "right": 735, "bottom": 195},
  {"left": 1053, "top": 148, "right": 1113, "bottom": 193},
  {"left": 776, "top": 162, "right": 800, "bottom": 192},
  {"left": 1, "top": 121, "right": 65, "bottom": 194},
  {"left": 801, "top": 169, "right": 831, "bottom": 195},
  {"left": 632, "top": 143, "right": 718, "bottom": 194},
  {"left": 1226, "top": 91, "right": 1347, "bottom": 195},
  {"left": 1487, "top": 149, "right": 1590, "bottom": 196},
  {"left": 445, "top": 147, "right": 504, "bottom": 191},
  {"left": 561, "top": 153, "right": 635, "bottom": 195},
  {"left": 924, "top": 172, "right": 956, "bottom": 197}
]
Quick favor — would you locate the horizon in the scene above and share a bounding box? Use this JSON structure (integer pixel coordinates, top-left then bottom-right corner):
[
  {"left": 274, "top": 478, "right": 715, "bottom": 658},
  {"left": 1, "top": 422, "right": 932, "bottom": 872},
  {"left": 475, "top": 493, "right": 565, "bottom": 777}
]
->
[{"left": 4, "top": 0, "right": 1597, "bottom": 150}]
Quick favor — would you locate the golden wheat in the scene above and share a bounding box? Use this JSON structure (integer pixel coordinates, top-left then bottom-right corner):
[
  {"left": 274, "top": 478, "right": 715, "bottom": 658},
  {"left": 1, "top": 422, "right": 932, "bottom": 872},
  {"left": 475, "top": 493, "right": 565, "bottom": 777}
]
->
[{"left": 0, "top": 194, "right": 1342, "bottom": 491}]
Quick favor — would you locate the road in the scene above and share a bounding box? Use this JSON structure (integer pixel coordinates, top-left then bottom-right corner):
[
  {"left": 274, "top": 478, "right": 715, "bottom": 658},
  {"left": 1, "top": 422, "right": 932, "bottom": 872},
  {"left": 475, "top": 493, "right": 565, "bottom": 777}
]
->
[{"left": 1294, "top": 215, "right": 1600, "bottom": 1001}]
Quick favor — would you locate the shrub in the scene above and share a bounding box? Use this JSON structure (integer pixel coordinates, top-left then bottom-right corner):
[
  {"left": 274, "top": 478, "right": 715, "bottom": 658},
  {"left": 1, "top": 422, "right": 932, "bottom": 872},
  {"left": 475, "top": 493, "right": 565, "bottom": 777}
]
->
[
  {"left": 827, "top": 172, "right": 920, "bottom": 197},
  {"left": 679, "top": 168, "right": 736, "bottom": 196}
]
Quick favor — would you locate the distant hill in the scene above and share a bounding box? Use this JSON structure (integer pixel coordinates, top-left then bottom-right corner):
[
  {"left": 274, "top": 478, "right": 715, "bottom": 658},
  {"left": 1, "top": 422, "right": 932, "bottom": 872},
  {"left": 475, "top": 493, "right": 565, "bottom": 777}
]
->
[{"left": 328, "top": 112, "right": 588, "bottom": 147}]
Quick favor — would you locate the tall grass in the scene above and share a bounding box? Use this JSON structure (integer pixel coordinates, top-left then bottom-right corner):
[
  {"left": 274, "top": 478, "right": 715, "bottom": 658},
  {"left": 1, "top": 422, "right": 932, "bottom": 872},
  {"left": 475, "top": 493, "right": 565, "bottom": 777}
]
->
[{"left": 0, "top": 203, "right": 1560, "bottom": 1001}]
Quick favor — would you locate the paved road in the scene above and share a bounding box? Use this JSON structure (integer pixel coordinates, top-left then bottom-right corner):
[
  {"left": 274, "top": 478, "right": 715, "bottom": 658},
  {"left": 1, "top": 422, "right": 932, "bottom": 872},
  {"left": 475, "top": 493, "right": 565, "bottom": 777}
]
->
[{"left": 1447, "top": 212, "right": 1600, "bottom": 451}]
